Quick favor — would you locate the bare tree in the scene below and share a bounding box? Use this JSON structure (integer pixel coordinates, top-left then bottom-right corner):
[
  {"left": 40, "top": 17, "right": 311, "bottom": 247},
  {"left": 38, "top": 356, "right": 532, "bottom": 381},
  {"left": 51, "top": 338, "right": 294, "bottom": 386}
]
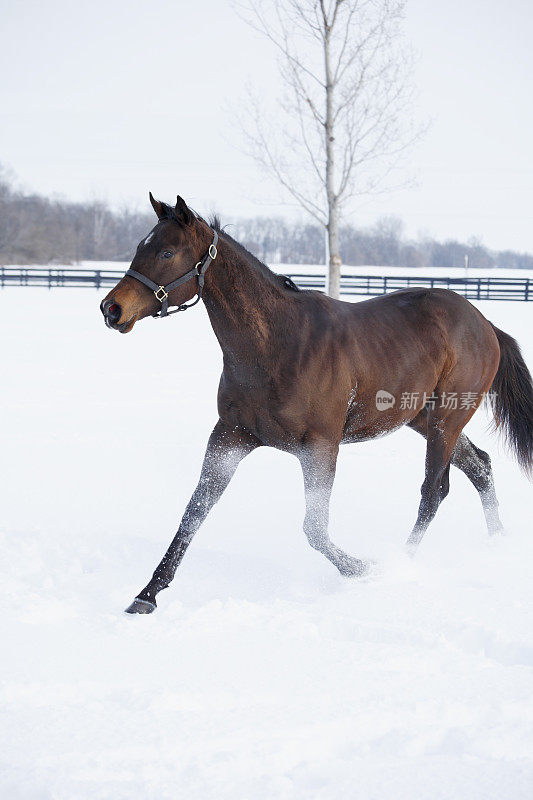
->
[{"left": 235, "top": 0, "right": 422, "bottom": 297}]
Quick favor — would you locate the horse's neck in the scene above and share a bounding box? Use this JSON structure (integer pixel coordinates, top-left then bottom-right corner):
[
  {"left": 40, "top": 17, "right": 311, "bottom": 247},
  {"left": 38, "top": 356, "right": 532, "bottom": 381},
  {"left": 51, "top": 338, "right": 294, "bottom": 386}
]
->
[{"left": 202, "top": 237, "right": 283, "bottom": 361}]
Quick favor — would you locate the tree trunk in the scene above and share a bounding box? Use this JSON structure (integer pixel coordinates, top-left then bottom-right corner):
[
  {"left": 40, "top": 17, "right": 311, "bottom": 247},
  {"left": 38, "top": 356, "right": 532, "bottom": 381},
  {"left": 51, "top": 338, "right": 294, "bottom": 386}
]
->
[
  {"left": 323, "top": 16, "right": 341, "bottom": 299},
  {"left": 326, "top": 210, "right": 341, "bottom": 299}
]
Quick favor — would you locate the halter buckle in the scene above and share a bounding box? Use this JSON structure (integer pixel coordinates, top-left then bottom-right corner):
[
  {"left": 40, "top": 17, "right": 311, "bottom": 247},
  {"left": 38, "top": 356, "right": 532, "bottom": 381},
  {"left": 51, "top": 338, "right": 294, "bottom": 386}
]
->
[
  {"left": 155, "top": 286, "right": 168, "bottom": 302},
  {"left": 209, "top": 244, "right": 218, "bottom": 260}
]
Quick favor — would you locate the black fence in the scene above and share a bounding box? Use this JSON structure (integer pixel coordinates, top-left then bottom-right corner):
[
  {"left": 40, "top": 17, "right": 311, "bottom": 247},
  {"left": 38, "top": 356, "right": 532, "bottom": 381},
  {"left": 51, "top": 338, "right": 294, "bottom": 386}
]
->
[
  {"left": 0, "top": 266, "right": 531, "bottom": 301},
  {"left": 0, "top": 266, "right": 125, "bottom": 289},
  {"left": 286, "top": 273, "right": 532, "bottom": 302}
]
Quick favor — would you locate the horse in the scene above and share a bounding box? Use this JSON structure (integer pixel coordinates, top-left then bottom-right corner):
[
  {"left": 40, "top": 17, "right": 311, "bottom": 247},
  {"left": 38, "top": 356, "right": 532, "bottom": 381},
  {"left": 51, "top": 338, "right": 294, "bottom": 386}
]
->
[{"left": 100, "top": 193, "right": 533, "bottom": 614}]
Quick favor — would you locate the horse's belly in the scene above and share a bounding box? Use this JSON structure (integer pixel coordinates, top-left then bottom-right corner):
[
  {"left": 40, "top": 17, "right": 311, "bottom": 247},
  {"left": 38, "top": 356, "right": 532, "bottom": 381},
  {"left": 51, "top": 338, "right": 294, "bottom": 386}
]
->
[
  {"left": 341, "top": 382, "right": 430, "bottom": 443},
  {"left": 342, "top": 415, "right": 407, "bottom": 443},
  {"left": 218, "top": 392, "right": 302, "bottom": 450}
]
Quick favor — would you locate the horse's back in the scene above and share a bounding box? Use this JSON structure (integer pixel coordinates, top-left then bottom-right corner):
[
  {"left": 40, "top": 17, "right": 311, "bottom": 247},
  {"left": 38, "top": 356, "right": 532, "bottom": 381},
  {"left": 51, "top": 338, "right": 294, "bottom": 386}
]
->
[{"left": 342, "top": 287, "right": 497, "bottom": 343}]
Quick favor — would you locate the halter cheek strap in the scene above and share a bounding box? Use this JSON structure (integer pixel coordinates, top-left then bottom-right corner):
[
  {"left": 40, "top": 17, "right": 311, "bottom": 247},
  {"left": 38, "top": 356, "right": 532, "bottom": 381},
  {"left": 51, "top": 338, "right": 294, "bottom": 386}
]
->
[{"left": 125, "top": 229, "right": 218, "bottom": 318}]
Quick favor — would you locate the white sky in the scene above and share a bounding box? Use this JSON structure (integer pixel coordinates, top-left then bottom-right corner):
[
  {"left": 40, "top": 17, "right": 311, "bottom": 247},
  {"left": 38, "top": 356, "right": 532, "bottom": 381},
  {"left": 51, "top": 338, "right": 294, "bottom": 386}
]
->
[{"left": 1, "top": 0, "right": 532, "bottom": 251}]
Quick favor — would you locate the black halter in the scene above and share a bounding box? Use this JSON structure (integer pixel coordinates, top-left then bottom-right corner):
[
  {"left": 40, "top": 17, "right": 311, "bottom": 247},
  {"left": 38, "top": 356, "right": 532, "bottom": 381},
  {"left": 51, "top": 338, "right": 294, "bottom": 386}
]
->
[{"left": 125, "top": 229, "right": 218, "bottom": 318}]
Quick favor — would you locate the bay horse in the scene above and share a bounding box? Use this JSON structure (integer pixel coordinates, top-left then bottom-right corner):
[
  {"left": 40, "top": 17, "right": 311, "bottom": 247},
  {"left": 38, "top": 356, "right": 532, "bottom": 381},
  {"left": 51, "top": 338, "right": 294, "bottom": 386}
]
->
[{"left": 101, "top": 194, "right": 533, "bottom": 614}]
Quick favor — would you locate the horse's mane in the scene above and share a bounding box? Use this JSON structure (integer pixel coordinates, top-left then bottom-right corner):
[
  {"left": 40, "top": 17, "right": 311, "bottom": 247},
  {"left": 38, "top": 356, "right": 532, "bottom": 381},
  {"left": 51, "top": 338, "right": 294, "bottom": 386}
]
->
[
  {"left": 208, "top": 215, "right": 299, "bottom": 293},
  {"left": 209, "top": 215, "right": 272, "bottom": 276},
  {"left": 156, "top": 203, "right": 299, "bottom": 293}
]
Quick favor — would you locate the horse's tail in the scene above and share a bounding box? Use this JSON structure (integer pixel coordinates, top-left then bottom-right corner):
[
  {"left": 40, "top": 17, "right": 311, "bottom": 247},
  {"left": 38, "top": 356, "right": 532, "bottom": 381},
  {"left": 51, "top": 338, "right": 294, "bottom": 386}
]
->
[{"left": 489, "top": 324, "right": 533, "bottom": 478}]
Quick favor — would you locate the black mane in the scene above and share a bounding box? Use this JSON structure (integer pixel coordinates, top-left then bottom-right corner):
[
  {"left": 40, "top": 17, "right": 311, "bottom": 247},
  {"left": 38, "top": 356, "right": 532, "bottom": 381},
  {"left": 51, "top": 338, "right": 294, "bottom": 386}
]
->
[
  {"left": 156, "top": 204, "right": 299, "bottom": 292},
  {"left": 208, "top": 215, "right": 299, "bottom": 293}
]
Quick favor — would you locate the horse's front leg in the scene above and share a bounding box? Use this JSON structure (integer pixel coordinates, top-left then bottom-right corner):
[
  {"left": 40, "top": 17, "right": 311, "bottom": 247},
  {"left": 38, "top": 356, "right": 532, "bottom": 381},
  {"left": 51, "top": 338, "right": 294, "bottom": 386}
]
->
[
  {"left": 125, "top": 420, "right": 261, "bottom": 614},
  {"left": 299, "top": 438, "right": 367, "bottom": 577}
]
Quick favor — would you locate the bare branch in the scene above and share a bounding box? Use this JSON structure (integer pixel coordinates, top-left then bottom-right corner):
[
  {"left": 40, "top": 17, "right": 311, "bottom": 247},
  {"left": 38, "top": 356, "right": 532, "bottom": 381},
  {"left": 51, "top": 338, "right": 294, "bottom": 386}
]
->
[
  {"left": 233, "top": 0, "right": 424, "bottom": 296},
  {"left": 235, "top": 0, "right": 326, "bottom": 88}
]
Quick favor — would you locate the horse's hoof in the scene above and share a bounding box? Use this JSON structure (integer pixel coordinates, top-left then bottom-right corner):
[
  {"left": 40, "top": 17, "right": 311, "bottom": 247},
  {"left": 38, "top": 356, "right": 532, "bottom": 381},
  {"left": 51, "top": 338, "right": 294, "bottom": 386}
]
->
[
  {"left": 360, "top": 559, "right": 378, "bottom": 578},
  {"left": 339, "top": 558, "right": 371, "bottom": 578},
  {"left": 405, "top": 542, "right": 418, "bottom": 558},
  {"left": 124, "top": 597, "right": 156, "bottom": 614}
]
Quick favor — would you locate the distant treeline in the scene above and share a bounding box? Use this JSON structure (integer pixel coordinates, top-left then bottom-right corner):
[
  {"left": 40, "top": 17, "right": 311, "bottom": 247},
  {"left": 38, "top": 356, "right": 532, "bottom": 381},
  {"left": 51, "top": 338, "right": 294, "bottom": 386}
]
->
[
  {"left": 1, "top": 169, "right": 532, "bottom": 269},
  {"left": 232, "top": 217, "right": 533, "bottom": 270},
  {"left": 0, "top": 169, "right": 153, "bottom": 265}
]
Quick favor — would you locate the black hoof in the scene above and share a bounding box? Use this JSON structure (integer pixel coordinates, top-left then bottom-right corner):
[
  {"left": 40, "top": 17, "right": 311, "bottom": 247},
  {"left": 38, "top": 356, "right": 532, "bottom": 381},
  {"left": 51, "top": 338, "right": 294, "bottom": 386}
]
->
[{"left": 125, "top": 597, "right": 156, "bottom": 614}]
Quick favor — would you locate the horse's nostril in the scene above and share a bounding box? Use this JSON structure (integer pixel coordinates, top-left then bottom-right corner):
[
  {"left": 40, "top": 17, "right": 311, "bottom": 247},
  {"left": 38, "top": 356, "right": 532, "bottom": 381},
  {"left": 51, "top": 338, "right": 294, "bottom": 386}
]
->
[{"left": 102, "top": 299, "right": 121, "bottom": 323}]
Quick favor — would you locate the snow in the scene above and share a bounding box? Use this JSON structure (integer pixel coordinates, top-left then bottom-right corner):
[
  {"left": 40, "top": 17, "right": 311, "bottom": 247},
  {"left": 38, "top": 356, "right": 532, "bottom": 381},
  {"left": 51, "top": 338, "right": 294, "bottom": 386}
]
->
[
  {"left": 6, "top": 259, "right": 529, "bottom": 281},
  {"left": 75, "top": 260, "right": 533, "bottom": 280},
  {"left": 1, "top": 283, "right": 532, "bottom": 799}
]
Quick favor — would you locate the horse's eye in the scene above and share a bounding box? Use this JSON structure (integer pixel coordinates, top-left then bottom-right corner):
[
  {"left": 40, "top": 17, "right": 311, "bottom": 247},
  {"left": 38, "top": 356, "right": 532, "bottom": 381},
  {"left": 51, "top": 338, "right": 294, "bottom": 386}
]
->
[{"left": 162, "top": 251, "right": 173, "bottom": 259}]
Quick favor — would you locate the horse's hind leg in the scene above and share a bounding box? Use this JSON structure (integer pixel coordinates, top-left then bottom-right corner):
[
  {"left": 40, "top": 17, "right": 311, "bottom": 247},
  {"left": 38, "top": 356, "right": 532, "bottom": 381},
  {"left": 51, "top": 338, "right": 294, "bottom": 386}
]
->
[
  {"left": 298, "top": 439, "right": 367, "bottom": 577},
  {"left": 408, "top": 413, "right": 504, "bottom": 536},
  {"left": 406, "top": 408, "right": 463, "bottom": 553},
  {"left": 125, "top": 420, "right": 261, "bottom": 614},
  {"left": 451, "top": 434, "right": 504, "bottom": 535}
]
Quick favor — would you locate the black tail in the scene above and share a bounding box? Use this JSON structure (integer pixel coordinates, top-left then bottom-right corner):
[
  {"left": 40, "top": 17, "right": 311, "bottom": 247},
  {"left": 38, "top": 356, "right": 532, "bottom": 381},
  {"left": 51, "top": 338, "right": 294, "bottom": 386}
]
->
[{"left": 489, "top": 324, "right": 533, "bottom": 478}]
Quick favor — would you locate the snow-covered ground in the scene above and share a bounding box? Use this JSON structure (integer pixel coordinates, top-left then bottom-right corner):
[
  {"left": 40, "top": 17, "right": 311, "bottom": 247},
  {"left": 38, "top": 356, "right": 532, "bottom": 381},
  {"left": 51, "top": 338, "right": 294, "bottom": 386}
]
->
[
  {"left": 75, "top": 260, "right": 533, "bottom": 280},
  {"left": 1, "top": 282, "right": 532, "bottom": 799},
  {"left": 277, "top": 264, "right": 533, "bottom": 280},
  {"left": 8, "top": 259, "right": 531, "bottom": 281}
]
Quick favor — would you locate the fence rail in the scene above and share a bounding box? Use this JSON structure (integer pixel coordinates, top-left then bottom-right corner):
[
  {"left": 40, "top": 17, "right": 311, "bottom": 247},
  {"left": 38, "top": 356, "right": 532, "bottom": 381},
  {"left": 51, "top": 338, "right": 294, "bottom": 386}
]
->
[
  {"left": 0, "top": 266, "right": 125, "bottom": 290},
  {"left": 1, "top": 266, "right": 531, "bottom": 301}
]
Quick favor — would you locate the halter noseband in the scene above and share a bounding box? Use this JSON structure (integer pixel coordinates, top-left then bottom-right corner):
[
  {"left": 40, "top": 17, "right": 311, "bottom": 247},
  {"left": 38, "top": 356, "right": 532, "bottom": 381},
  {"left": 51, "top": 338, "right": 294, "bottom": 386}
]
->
[{"left": 125, "top": 229, "right": 218, "bottom": 318}]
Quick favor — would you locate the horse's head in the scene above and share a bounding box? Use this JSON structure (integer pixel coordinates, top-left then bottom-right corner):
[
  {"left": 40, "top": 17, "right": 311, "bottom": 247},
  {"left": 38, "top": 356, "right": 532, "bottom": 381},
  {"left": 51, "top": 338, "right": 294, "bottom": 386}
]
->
[{"left": 100, "top": 193, "right": 214, "bottom": 333}]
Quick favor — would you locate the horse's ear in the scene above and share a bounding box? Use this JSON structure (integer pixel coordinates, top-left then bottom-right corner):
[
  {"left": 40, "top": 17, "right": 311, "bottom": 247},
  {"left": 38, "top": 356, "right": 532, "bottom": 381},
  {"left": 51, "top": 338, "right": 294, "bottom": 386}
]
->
[
  {"left": 174, "top": 195, "right": 193, "bottom": 225},
  {"left": 149, "top": 191, "right": 164, "bottom": 219}
]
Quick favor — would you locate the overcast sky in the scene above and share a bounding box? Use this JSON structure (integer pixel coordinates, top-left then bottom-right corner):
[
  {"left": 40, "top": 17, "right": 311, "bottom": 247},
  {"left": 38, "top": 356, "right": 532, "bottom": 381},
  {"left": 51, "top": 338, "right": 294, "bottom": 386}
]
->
[{"left": 1, "top": 0, "right": 532, "bottom": 251}]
